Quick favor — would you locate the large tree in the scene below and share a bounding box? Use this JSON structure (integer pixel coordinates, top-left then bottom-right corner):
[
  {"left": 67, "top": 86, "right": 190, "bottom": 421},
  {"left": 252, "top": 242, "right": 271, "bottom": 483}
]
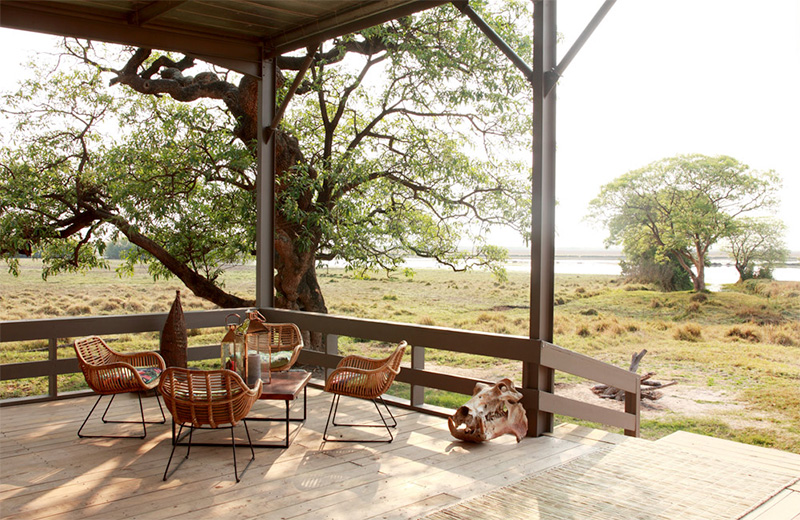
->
[
  {"left": 0, "top": 2, "right": 533, "bottom": 320},
  {"left": 587, "top": 154, "right": 780, "bottom": 291}
]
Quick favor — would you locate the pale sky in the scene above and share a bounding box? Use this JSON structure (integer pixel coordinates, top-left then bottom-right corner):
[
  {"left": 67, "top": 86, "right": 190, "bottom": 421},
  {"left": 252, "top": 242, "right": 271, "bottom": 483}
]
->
[{"left": 1, "top": 0, "right": 798, "bottom": 252}]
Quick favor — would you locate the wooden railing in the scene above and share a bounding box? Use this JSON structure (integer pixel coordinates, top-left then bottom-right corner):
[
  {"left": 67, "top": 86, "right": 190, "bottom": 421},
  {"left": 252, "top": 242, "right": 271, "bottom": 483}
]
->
[{"left": 0, "top": 308, "right": 640, "bottom": 436}]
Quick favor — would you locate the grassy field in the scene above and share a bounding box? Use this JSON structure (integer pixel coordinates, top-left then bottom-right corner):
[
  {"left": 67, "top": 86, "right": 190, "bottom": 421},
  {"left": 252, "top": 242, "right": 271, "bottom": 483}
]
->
[{"left": 2, "top": 260, "right": 799, "bottom": 453}]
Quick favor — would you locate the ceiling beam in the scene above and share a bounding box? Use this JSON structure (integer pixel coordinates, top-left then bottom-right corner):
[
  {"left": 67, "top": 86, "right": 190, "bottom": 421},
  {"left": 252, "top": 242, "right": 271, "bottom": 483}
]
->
[
  {"left": 265, "top": 0, "right": 447, "bottom": 57},
  {"left": 128, "top": 1, "right": 188, "bottom": 26},
  {"left": 0, "top": 2, "right": 262, "bottom": 76}
]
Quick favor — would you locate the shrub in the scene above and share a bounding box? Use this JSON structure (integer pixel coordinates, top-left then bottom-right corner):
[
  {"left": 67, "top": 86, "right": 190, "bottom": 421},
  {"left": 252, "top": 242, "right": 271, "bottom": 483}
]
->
[
  {"left": 476, "top": 313, "right": 495, "bottom": 323},
  {"left": 125, "top": 301, "right": 144, "bottom": 312},
  {"left": 418, "top": 316, "right": 435, "bottom": 326},
  {"left": 773, "top": 334, "right": 795, "bottom": 346},
  {"left": 726, "top": 326, "right": 761, "bottom": 343},
  {"left": 674, "top": 323, "right": 703, "bottom": 342},
  {"left": 382, "top": 294, "right": 398, "bottom": 301},
  {"left": 580, "top": 309, "right": 598, "bottom": 316},
  {"left": 576, "top": 325, "right": 592, "bottom": 337},
  {"left": 690, "top": 293, "right": 708, "bottom": 303},
  {"left": 66, "top": 304, "right": 92, "bottom": 316},
  {"left": 735, "top": 306, "right": 784, "bottom": 325},
  {"left": 654, "top": 321, "right": 670, "bottom": 331}
]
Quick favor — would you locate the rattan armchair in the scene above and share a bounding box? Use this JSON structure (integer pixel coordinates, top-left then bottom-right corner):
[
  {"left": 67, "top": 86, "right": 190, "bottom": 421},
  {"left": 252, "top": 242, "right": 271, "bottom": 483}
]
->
[
  {"left": 323, "top": 341, "right": 407, "bottom": 443},
  {"left": 250, "top": 321, "right": 304, "bottom": 373},
  {"left": 159, "top": 368, "right": 262, "bottom": 482},
  {"left": 74, "top": 336, "right": 166, "bottom": 439}
]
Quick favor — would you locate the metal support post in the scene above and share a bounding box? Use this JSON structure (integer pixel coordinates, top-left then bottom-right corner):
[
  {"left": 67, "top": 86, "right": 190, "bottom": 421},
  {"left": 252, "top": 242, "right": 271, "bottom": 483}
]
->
[
  {"left": 256, "top": 55, "right": 276, "bottom": 308},
  {"left": 524, "top": 0, "right": 557, "bottom": 437}
]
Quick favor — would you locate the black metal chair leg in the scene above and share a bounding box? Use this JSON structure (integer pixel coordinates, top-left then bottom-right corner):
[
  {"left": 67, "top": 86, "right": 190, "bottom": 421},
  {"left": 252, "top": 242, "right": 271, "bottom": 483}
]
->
[
  {"left": 163, "top": 423, "right": 184, "bottom": 481},
  {"left": 77, "top": 394, "right": 147, "bottom": 439},
  {"left": 323, "top": 394, "right": 395, "bottom": 443},
  {"left": 377, "top": 396, "right": 398, "bottom": 428},
  {"left": 79, "top": 390, "right": 166, "bottom": 439},
  {"left": 186, "top": 425, "right": 194, "bottom": 459},
  {"left": 323, "top": 394, "right": 338, "bottom": 441},
  {"left": 154, "top": 392, "right": 166, "bottom": 423},
  {"left": 231, "top": 425, "right": 239, "bottom": 482},
  {"left": 77, "top": 394, "right": 105, "bottom": 438},
  {"left": 100, "top": 393, "right": 117, "bottom": 423},
  {"left": 372, "top": 398, "right": 395, "bottom": 442},
  {"left": 244, "top": 420, "right": 255, "bottom": 461}
]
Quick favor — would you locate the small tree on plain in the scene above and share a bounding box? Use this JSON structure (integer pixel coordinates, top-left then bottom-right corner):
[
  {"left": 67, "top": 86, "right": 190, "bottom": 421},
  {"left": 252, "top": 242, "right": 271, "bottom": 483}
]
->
[
  {"left": 725, "top": 217, "right": 789, "bottom": 281},
  {"left": 588, "top": 154, "right": 781, "bottom": 292}
]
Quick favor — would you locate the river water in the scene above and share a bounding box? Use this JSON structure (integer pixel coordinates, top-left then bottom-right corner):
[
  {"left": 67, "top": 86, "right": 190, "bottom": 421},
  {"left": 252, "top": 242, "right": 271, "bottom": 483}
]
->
[{"left": 389, "top": 256, "right": 800, "bottom": 291}]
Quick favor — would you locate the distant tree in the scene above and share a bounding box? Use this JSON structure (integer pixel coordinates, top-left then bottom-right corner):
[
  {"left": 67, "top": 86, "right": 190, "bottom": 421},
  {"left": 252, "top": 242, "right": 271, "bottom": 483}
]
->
[
  {"left": 104, "top": 239, "right": 136, "bottom": 260},
  {"left": 725, "top": 217, "right": 789, "bottom": 281},
  {"left": 588, "top": 154, "right": 780, "bottom": 292}
]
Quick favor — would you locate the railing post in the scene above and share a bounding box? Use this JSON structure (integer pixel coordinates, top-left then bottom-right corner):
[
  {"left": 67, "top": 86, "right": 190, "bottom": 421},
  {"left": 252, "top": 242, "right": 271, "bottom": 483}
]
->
[
  {"left": 325, "top": 334, "right": 339, "bottom": 379},
  {"left": 410, "top": 345, "right": 426, "bottom": 406},
  {"left": 624, "top": 380, "right": 641, "bottom": 437},
  {"left": 48, "top": 337, "right": 58, "bottom": 399}
]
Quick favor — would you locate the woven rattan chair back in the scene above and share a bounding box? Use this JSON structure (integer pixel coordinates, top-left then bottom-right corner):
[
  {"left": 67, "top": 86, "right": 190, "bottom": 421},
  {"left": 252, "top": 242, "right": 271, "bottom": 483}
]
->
[
  {"left": 323, "top": 341, "right": 407, "bottom": 443},
  {"left": 72, "top": 335, "right": 166, "bottom": 438},
  {"left": 159, "top": 368, "right": 260, "bottom": 429},
  {"left": 245, "top": 316, "right": 304, "bottom": 373},
  {"left": 262, "top": 322, "right": 303, "bottom": 371}
]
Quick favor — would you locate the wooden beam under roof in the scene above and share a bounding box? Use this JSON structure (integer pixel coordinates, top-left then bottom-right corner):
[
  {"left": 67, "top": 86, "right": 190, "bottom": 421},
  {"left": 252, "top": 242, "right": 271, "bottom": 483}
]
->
[
  {"left": 128, "top": 1, "right": 188, "bottom": 26},
  {"left": 0, "top": 0, "right": 445, "bottom": 76}
]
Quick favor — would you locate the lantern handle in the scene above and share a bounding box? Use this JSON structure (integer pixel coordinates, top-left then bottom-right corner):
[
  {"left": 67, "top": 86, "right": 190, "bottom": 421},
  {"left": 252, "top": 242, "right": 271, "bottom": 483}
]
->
[
  {"left": 225, "top": 313, "right": 241, "bottom": 327},
  {"left": 248, "top": 309, "right": 267, "bottom": 323}
]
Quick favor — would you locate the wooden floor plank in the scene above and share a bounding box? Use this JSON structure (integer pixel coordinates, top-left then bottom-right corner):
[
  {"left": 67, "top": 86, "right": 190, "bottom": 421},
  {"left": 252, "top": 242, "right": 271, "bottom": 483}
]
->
[
  {"left": 744, "top": 489, "right": 800, "bottom": 520},
  {"left": 3, "top": 389, "right": 799, "bottom": 520}
]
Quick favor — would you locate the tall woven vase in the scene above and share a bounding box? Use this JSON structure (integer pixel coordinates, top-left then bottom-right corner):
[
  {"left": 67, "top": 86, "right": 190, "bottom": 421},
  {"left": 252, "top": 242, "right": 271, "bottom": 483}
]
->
[{"left": 160, "top": 290, "right": 188, "bottom": 368}]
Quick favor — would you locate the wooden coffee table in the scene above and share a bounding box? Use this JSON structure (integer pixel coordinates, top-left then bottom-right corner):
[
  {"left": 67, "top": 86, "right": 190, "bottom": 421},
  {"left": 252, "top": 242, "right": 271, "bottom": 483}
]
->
[
  {"left": 172, "top": 370, "right": 311, "bottom": 449},
  {"left": 244, "top": 370, "right": 311, "bottom": 448}
]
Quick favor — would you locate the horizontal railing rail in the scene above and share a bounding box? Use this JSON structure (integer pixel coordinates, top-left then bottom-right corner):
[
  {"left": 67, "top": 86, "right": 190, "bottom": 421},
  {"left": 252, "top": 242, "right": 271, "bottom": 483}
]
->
[
  {"left": 1, "top": 308, "right": 640, "bottom": 436},
  {"left": 540, "top": 341, "right": 640, "bottom": 436}
]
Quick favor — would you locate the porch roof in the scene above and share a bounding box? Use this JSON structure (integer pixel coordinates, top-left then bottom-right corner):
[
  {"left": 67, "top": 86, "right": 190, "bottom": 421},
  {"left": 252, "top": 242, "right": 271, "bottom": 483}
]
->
[{"left": 0, "top": 0, "right": 447, "bottom": 76}]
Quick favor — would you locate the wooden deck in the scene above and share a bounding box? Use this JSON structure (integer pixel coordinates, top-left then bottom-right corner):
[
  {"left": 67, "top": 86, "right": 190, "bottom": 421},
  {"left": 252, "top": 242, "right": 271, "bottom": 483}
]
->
[{"left": 1, "top": 386, "right": 799, "bottom": 520}]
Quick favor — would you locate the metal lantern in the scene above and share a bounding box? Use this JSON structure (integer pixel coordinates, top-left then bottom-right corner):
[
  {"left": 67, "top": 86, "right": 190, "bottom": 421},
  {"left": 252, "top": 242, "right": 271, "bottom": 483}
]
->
[
  {"left": 220, "top": 313, "right": 248, "bottom": 381},
  {"left": 245, "top": 310, "right": 271, "bottom": 384}
]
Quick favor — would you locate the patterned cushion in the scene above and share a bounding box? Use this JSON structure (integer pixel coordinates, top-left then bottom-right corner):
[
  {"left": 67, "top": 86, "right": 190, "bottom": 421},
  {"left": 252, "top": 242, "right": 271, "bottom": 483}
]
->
[
  {"left": 136, "top": 366, "right": 163, "bottom": 385},
  {"left": 259, "top": 350, "right": 294, "bottom": 369}
]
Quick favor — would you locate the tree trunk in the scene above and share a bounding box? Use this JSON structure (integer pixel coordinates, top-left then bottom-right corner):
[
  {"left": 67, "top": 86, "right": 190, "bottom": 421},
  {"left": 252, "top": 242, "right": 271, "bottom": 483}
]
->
[{"left": 693, "top": 261, "right": 706, "bottom": 292}]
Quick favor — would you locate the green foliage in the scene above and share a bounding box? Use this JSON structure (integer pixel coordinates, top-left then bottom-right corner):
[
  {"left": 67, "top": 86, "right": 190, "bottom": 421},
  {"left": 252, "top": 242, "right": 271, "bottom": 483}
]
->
[
  {"left": 620, "top": 249, "right": 693, "bottom": 292},
  {"left": 588, "top": 154, "right": 781, "bottom": 292},
  {"left": 724, "top": 217, "right": 789, "bottom": 281},
  {"left": 2, "top": 3, "right": 534, "bottom": 307},
  {"left": 0, "top": 61, "right": 254, "bottom": 292},
  {"left": 282, "top": 1, "right": 532, "bottom": 276}
]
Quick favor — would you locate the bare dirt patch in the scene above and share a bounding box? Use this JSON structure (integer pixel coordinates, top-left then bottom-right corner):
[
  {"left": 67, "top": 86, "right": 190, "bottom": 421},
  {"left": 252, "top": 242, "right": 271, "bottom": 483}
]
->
[{"left": 554, "top": 381, "right": 747, "bottom": 419}]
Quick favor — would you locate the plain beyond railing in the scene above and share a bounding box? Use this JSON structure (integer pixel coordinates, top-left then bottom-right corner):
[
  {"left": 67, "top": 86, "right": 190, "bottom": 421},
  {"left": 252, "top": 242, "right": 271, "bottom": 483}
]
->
[{"left": 0, "top": 308, "right": 640, "bottom": 436}]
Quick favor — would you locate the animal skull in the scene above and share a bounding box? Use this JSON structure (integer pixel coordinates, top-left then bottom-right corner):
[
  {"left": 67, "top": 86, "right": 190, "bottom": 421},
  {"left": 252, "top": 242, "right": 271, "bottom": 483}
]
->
[{"left": 448, "top": 378, "right": 528, "bottom": 443}]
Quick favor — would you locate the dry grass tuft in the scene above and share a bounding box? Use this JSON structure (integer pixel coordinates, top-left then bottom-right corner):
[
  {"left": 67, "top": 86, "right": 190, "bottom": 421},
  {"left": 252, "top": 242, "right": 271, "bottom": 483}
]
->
[
  {"left": 726, "top": 326, "right": 761, "bottom": 343},
  {"left": 674, "top": 323, "right": 703, "bottom": 342}
]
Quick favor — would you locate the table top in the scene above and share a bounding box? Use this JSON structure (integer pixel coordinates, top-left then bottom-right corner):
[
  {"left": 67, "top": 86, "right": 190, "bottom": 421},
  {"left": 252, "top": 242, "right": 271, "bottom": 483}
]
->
[{"left": 258, "top": 370, "right": 311, "bottom": 400}]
